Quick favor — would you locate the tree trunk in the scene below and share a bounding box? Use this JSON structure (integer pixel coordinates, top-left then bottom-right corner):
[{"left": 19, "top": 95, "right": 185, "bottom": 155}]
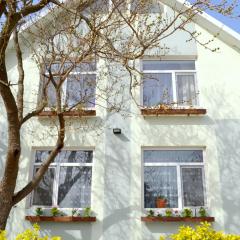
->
[
  {"left": 0, "top": 57, "right": 21, "bottom": 230},
  {"left": 0, "top": 188, "right": 12, "bottom": 230}
]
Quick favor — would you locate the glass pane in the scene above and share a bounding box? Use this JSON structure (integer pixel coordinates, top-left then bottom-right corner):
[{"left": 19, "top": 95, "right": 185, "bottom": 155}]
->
[
  {"left": 58, "top": 166, "right": 92, "bottom": 208},
  {"left": 44, "top": 77, "right": 60, "bottom": 108},
  {"left": 32, "top": 168, "right": 55, "bottom": 206},
  {"left": 58, "top": 150, "right": 93, "bottom": 163},
  {"left": 143, "top": 60, "right": 195, "bottom": 71},
  {"left": 176, "top": 74, "right": 197, "bottom": 106},
  {"left": 143, "top": 73, "right": 172, "bottom": 106},
  {"left": 144, "top": 150, "right": 203, "bottom": 163},
  {"left": 144, "top": 166, "right": 178, "bottom": 208},
  {"left": 182, "top": 168, "right": 205, "bottom": 207},
  {"left": 65, "top": 74, "right": 96, "bottom": 108},
  {"left": 35, "top": 150, "right": 51, "bottom": 163},
  {"left": 75, "top": 62, "right": 96, "bottom": 72}
]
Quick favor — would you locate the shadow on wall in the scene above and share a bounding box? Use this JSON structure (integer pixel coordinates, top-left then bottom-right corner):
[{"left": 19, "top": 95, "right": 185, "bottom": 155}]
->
[{"left": 215, "top": 119, "right": 240, "bottom": 235}]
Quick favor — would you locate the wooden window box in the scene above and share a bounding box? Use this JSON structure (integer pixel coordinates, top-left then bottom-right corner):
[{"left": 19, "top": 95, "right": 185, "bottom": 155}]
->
[
  {"left": 25, "top": 216, "right": 96, "bottom": 222},
  {"left": 141, "top": 216, "right": 215, "bottom": 222},
  {"left": 37, "top": 110, "right": 96, "bottom": 117},
  {"left": 141, "top": 108, "right": 207, "bottom": 116}
]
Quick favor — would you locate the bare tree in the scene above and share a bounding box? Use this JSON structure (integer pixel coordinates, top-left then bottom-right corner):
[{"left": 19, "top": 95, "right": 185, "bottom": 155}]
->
[{"left": 0, "top": 0, "right": 239, "bottom": 230}]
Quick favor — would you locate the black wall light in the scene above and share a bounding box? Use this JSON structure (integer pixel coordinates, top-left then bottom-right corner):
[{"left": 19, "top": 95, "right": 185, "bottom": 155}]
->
[{"left": 113, "top": 128, "right": 121, "bottom": 134}]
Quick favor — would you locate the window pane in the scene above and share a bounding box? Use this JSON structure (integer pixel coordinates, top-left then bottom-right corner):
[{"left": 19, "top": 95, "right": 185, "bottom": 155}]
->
[
  {"left": 35, "top": 150, "right": 51, "bottom": 163},
  {"left": 58, "top": 150, "right": 93, "bottom": 163},
  {"left": 144, "top": 166, "right": 178, "bottom": 208},
  {"left": 75, "top": 62, "right": 96, "bottom": 72},
  {"left": 58, "top": 166, "right": 92, "bottom": 208},
  {"left": 144, "top": 150, "right": 203, "bottom": 163},
  {"left": 143, "top": 73, "right": 172, "bottom": 106},
  {"left": 32, "top": 168, "right": 55, "bottom": 206},
  {"left": 143, "top": 60, "right": 195, "bottom": 71},
  {"left": 182, "top": 168, "right": 204, "bottom": 207},
  {"left": 44, "top": 77, "right": 60, "bottom": 108},
  {"left": 176, "top": 74, "right": 197, "bottom": 106},
  {"left": 65, "top": 74, "right": 96, "bottom": 108}
]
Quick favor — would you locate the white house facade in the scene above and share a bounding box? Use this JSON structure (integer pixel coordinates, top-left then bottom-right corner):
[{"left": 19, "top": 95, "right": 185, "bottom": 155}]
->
[{"left": 1, "top": 1, "right": 240, "bottom": 240}]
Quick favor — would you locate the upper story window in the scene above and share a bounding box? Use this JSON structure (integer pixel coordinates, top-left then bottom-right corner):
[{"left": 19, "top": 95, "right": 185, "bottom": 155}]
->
[
  {"left": 42, "top": 61, "right": 96, "bottom": 109},
  {"left": 142, "top": 60, "right": 198, "bottom": 107},
  {"left": 143, "top": 149, "right": 205, "bottom": 209},
  {"left": 31, "top": 150, "right": 93, "bottom": 208}
]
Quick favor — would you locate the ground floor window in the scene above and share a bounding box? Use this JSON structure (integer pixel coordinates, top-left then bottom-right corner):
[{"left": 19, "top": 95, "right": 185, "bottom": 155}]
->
[
  {"left": 31, "top": 150, "right": 93, "bottom": 208},
  {"left": 143, "top": 149, "right": 205, "bottom": 209}
]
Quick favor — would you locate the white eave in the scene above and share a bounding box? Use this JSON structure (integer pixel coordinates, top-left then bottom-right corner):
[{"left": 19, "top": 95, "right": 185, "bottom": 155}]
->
[{"left": 161, "top": 0, "right": 240, "bottom": 52}]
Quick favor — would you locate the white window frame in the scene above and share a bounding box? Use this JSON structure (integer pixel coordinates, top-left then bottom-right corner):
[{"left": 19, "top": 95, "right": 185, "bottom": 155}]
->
[
  {"left": 142, "top": 147, "right": 207, "bottom": 210},
  {"left": 43, "top": 62, "right": 97, "bottom": 110},
  {"left": 30, "top": 148, "right": 94, "bottom": 210},
  {"left": 141, "top": 60, "right": 199, "bottom": 108}
]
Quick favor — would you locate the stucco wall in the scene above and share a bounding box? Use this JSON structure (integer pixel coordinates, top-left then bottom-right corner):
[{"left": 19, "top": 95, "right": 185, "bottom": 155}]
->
[{"left": 1, "top": 11, "right": 240, "bottom": 240}]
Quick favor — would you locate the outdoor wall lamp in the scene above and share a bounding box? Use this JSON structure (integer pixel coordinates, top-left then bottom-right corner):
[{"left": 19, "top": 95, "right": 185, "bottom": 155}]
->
[{"left": 113, "top": 128, "right": 121, "bottom": 134}]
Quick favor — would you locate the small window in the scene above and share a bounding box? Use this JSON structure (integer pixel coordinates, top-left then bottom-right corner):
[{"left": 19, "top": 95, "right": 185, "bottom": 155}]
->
[
  {"left": 142, "top": 60, "right": 198, "bottom": 107},
  {"left": 143, "top": 149, "right": 205, "bottom": 209},
  {"left": 41, "top": 61, "right": 96, "bottom": 109},
  {"left": 31, "top": 150, "right": 93, "bottom": 208}
]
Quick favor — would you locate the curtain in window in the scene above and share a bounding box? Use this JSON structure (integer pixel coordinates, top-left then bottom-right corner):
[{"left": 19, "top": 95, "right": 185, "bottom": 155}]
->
[
  {"left": 182, "top": 168, "right": 204, "bottom": 206},
  {"left": 58, "top": 167, "right": 92, "bottom": 208},
  {"left": 143, "top": 73, "right": 172, "bottom": 106},
  {"left": 144, "top": 166, "right": 178, "bottom": 208},
  {"left": 32, "top": 168, "right": 55, "bottom": 206},
  {"left": 176, "top": 74, "right": 197, "bottom": 106}
]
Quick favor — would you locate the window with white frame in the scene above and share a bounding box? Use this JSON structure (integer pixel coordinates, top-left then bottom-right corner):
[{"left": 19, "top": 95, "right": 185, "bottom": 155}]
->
[
  {"left": 31, "top": 150, "right": 93, "bottom": 208},
  {"left": 42, "top": 61, "right": 96, "bottom": 109},
  {"left": 143, "top": 149, "right": 205, "bottom": 209},
  {"left": 142, "top": 60, "right": 199, "bottom": 107}
]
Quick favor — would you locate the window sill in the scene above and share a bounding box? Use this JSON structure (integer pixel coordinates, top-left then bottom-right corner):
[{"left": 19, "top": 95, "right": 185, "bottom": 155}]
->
[
  {"left": 37, "top": 110, "right": 96, "bottom": 117},
  {"left": 141, "top": 216, "right": 215, "bottom": 222},
  {"left": 25, "top": 216, "right": 96, "bottom": 222},
  {"left": 141, "top": 108, "right": 207, "bottom": 116}
]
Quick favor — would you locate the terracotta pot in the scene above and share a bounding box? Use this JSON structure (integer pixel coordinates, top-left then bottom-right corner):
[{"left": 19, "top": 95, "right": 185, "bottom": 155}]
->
[{"left": 156, "top": 198, "right": 167, "bottom": 208}]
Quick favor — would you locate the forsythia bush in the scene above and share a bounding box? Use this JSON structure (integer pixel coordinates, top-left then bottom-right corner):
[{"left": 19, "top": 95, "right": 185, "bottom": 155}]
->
[
  {"left": 0, "top": 224, "right": 61, "bottom": 240},
  {"left": 160, "top": 222, "right": 240, "bottom": 240}
]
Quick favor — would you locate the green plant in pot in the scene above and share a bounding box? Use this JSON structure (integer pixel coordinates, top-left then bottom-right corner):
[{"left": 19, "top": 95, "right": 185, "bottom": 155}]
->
[
  {"left": 198, "top": 207, "right": 208, "bottom": 217},
  {"left": 155, "top": 195, "right": 167, "bottom": 208},
  {"left": 83, "top": 207, "right": 91, "bottom": 217},
  {"left": 51, "top": 207, "right": 60, "bottom": 217},
  {"left": 35, "top": 207, "right": 43, "bottom": 216},
  {"left": 147, "top": 209, "right": 155, "bottom": 217},
  {"left": 181, "top": 208, "right": 193, "bottom": 217},
  {"left": 165, "top": 208, "right": 173, "bottom": 217}
]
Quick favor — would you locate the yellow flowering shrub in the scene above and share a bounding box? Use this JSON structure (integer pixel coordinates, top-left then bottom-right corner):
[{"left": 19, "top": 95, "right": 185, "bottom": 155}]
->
[
  {"left": 160, "top": 222, "right": 240, "bottom": 240},
  {"left": 0, "top": 230, "right": 7, "bottom": 240},
  {"left": 0, "top": 224, "right": 61, "bottom": 240}
]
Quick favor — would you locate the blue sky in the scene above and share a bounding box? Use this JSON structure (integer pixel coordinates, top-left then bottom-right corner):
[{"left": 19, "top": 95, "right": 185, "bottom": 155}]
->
[{"left": 208, "top": 10, "right": 240, "bottom": 33}]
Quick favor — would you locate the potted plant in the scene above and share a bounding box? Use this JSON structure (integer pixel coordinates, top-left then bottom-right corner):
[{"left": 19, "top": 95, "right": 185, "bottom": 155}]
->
[
  {"left": 181, "top": 208, "right": 193, "bottom": 218},
  {"left": 156, "top": 195, "right": 167, "bottom": 208},
  {"left": 165, "top": 208, "right": 173, "bottom": 217},
  {"left": 198, "top": 207, "right": 208, "bottom": 217},
  {"left": 51, "top": 207, "right": 60, "bottom": 217},
  {"left": 35, "top": 207, "right": 43, "bottom": 216}
]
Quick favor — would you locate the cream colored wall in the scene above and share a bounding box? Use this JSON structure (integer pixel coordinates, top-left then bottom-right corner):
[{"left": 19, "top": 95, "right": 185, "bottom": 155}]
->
[{"left": 1, "top": 18, "right": 240, "bottom": 240}]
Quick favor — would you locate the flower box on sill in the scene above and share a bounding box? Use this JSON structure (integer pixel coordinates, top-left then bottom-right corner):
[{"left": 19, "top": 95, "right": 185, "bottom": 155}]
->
[
  {"left": 25, "top": 216, "right": 96, "bottom": 223},
  {"left": 141, "top": 216, "right": 215, "bottom": 223},
  {"left": 37, "top": 110, "right": 96, "bottom": 117},
  {"left": 141, "top": 108, "right": 207, "bottom": 116}
]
